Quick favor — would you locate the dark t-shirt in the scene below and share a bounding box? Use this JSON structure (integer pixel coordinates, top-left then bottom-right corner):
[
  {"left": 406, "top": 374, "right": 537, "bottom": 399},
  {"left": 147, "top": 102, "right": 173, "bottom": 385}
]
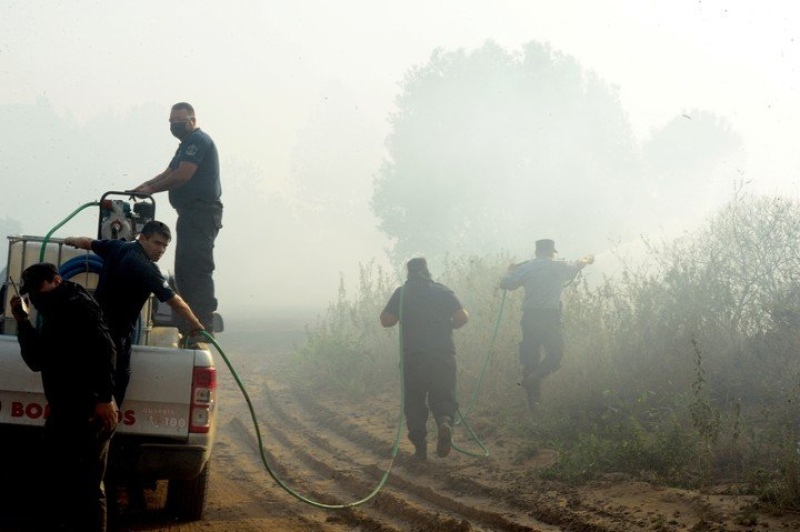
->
[
  {"left": 91, "top": 240, "right": 175, "bottom": 336},
  {"left": 383, "top": 279, "right": 463, "bottom": 356},
  {"left": 167, "top": 128, "right": 221, "bottom": 209}
]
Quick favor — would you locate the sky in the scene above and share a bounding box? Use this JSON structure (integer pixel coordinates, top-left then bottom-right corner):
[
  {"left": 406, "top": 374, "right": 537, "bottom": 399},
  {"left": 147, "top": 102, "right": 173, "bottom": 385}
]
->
[{"left": 2, "top": 0, "right": 800, "bottom": 318}]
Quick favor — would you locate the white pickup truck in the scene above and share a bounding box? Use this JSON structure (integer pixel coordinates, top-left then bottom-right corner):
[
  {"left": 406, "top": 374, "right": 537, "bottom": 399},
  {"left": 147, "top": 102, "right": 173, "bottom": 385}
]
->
[{"left": 0, "top": 197, "right": 218, "bottom": 522}]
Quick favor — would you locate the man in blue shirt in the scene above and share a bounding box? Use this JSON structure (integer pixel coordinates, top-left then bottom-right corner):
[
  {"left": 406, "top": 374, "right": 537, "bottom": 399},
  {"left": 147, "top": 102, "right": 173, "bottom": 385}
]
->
[
  {"left": 499, "top": 239, "right": 594, "bottom": 410},
  {"left": 381, "top": 258, "right": 469, "bottom": 460},
  {"left": 132, "top": 102, "right": 222, "bottom": 338},
  {"left": 66, "top": 221, "right": 204, "bottom": 406}
]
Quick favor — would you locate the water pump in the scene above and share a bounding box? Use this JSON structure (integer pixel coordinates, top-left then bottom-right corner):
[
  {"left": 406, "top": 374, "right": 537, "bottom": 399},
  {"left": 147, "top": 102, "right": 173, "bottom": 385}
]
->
[{"left": 97, "top": 191, "right": 155, "bottom": 241}]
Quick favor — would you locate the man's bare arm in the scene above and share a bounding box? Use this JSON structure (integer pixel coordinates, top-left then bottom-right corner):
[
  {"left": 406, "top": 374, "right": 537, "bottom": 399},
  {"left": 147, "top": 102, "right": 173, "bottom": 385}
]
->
[
  {"left": 380, "top": 312, "right": 399, "bottom": 327},
  {"left": 64, "top": 236, "right": 94, "bottom": 250},
  {"left": 575, "top": 254, "right": 595, "bottom": 270},
  {"left": 451, "top": 308, "right": 469, "bottom": 329},
  {"left": 166, "top": 294, "right": 204, "bottom": 332},
  {"left": 132, "top": 167, "right": 170, "bottom": 193},
  {"left": 134, "top": 162, "right": 198, "bottom": 195}
]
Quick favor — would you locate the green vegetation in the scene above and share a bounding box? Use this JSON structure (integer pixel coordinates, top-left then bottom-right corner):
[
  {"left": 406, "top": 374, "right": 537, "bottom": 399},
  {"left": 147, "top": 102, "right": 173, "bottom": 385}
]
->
[{"left": 292, "top": 193, "right": 800, "bottom": 509}]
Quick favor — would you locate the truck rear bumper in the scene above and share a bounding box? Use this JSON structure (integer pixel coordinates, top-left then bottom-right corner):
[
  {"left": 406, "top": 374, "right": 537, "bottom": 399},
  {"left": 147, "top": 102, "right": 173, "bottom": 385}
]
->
[{"left": 136, "top": 443, "right": 211, "bottom": 479}]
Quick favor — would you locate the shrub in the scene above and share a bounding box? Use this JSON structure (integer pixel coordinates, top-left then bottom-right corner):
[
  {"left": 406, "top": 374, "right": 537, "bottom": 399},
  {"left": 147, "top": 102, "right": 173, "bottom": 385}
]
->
[{"left": 292, "top": 193, "right": 800, "bottom": 505}]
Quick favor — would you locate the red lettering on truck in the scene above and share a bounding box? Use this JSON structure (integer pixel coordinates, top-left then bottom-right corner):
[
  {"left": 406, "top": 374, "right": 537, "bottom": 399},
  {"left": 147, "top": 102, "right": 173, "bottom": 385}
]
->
[
  {"left": 10, "top": 401, "right": 50, "bottom": 419},
  {"left": 121, "top": 410, "right": 136, "bottom": 425}
]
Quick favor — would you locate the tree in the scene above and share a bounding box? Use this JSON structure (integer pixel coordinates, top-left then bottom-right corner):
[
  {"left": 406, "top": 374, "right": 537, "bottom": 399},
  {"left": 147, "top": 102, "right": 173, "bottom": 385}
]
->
[
  {"left": 372, "top": 41, "right": 741, "bottom": 263},
  {"left": 642, "top": 110, "right": 743, "bottom": 229}
]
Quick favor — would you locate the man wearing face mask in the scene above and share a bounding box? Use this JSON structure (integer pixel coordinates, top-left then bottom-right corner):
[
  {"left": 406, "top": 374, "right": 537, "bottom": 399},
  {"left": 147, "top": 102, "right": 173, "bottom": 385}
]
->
[
  {"left": 131, "top": 102, "right": 222, "bottom": 341},
  {"left": 10, "top": 262, "right": 118, "bottom": 532}
]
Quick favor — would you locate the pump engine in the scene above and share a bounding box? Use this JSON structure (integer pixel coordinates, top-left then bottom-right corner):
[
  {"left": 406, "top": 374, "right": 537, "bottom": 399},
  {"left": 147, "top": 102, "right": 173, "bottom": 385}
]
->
[{"left": 97, "top": 191, "right": 155, "bottom": 241}]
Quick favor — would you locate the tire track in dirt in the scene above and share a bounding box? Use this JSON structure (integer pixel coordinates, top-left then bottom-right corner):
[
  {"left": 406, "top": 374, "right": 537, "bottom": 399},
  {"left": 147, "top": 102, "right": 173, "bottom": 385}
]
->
[
  {"left": 230, "top": 375, "right": 570, "bottom": 531},
  {"left": 115, "top": 426, "right": 339, "bottom": 532},
  {"left": 227, "top": 415, "right": 403, "bottom": 531},
  {"left": 209, "top": 420, "right": 367, "bottom": 532},
  {"left": 229, "top": 414, "right": 475, "bottom": 532},
  {"left": 257, "top": 376, "right": 625, "bottom": 532}
]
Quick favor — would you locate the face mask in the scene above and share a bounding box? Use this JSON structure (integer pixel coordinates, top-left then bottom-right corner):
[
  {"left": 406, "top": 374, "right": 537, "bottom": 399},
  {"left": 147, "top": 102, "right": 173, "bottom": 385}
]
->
[
  {"left": 28, "top": 291, "right": 52, "bottom": 313},
  {"left": 170, "top": 121, "right": 190, "bottom": 140}
]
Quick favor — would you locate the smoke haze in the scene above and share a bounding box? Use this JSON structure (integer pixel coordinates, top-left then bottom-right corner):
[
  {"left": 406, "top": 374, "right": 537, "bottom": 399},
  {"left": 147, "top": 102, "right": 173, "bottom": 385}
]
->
[{"left": 2, "top": 1, "right": 800, "bottom": 320}]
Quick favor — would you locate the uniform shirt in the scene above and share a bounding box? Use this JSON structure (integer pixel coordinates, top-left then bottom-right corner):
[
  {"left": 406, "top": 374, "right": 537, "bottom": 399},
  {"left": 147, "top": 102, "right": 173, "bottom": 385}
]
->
[
  {"left": 167, "top": 128, "right": 221, "bottom": 209},
  {"left": 383, "top": 279, "right": 464, "bottom": 356},
  {"left": 91, "top": 240, "right": 175, "bottom": 336},
  {"left": 499, "top": 257, "right": 581, "bottom": 311},
  {"left": 16, "top": 281, "right": 115, "bottom": 422}
]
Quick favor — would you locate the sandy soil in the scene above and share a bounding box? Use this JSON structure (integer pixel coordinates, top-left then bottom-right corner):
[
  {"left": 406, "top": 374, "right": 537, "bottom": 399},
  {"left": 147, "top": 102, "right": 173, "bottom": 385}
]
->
[{"left": 4, "top": 339, "right": 800, "bottom": 531}]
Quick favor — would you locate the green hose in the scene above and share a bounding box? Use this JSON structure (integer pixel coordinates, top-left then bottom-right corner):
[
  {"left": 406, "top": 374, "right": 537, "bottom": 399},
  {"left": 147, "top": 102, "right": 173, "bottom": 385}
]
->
[
  {"left": 36, "top": 197, "right": 509, "bottom": 507},
  {"left": 450, "top": 289, "right": 507, "bottom": 458},
  {"left": 197, "top": 330, "right": 404, "bottom": 509},
  {"left": 32, "top": 201, "right": 99, "bottom": 329},
  {"left": 38, "top": 201, "right": 99, "bottom": 262},
  {"left": 35, "top": 197, "right": 400, "bottom": 509}
]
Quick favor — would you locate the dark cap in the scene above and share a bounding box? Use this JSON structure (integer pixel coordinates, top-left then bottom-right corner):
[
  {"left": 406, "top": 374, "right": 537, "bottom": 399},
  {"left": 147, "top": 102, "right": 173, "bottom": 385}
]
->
[
  {"left": 406, "top": 257, "right": 432, "bottom": 280},
  {"left": 535, "top": 239, "right": 557, "bottom": 254},
  {"left": 19, "top": 263, "right": 59, "bottom": 295},
  {"left": 407, "top": 257, "right": 428, "bottom": 272}
]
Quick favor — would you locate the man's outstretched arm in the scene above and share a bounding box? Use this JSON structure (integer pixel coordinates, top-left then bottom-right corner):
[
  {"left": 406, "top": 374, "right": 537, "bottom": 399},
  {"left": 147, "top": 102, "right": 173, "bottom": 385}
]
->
[
  {"left": 166, "top": 294, "right": 205, "bottom": 332},
  {"left": 380, "top": 312, "right": 399, "bottom": 328},
  {"left": 64, "top": 236, "right": 94, "bottom": 250},
  {"left": 451, "top": 308, "right": 469, "bottom": 329}
]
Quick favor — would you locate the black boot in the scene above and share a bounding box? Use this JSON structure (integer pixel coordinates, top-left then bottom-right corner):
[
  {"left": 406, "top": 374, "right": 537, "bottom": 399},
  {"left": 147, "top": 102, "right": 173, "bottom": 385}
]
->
[
  {"left": 436, "top": 416, "right": 453, "bottom": 458},
  {"left": 413, "top": 443, "right": 428, "bottom": 461},
  {"left": 522, "top": 373, "right": 542, "bottom": 411}
]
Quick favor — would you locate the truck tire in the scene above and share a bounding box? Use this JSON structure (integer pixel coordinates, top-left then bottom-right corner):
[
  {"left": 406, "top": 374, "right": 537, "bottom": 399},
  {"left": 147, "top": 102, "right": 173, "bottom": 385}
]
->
[{"left": 166, "top": 461, "right": 210, "bottom": 521}]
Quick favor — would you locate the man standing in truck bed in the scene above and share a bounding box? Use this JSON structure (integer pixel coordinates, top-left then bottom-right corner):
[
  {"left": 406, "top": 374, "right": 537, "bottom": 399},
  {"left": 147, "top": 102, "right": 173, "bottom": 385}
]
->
[
  {"left": 66, "top": 220, "right": 204, "bottom": 406},
  {"left": 131, "top": 102, "right": 222, "bottom": 339},
  {"left": 10, "top": 262, "right": 118, "bottom": 532}
]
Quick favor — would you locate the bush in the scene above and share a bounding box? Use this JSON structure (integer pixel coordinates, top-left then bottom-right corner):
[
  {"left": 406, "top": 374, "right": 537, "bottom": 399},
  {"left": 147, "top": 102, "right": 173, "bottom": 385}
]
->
[{"left": 292, "top": 193, "right": 800, "bottom": 505}]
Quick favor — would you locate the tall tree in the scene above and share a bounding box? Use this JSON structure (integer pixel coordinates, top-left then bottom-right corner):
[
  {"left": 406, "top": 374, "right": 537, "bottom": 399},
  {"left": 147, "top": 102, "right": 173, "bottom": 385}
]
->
[
  {"left": 372, "top": 41, "right": 740, "bottom": 263},
  {"left": 642, "top": 110, "right": 743, "bottom": 229}
]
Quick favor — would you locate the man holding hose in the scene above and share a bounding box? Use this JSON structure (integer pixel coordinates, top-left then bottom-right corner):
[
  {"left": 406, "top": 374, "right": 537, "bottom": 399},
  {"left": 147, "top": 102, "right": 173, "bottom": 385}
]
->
[
  {"left": 499, "top": 239, "right": 594, "bottom": 411},
  {"left": 65, "top": 220, "right": 204, "bottom": 406},
  {"left": 381, "top": 258, "right": 469, "bottom": 461}
]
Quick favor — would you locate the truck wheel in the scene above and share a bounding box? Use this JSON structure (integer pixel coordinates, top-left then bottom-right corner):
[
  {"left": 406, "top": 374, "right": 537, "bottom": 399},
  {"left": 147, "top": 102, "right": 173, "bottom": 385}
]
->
[{"left": 166, "top": 461, "right": 210, "bottom": 521}]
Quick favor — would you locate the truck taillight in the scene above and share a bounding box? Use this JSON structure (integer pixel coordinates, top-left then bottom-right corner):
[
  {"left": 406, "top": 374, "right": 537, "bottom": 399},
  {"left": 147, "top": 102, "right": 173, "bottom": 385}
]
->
[{"left": 189, "top": 366, "right": 216, "bottom": 433}]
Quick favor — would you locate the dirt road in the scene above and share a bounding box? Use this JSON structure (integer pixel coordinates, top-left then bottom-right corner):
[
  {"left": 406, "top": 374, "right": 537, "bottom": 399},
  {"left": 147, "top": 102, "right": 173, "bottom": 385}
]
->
[
  {"left": 120, "top": 350, "right": 800, "bottom": 532},
  {"left": 4, "top": 334, "right": 800, "bottom": 531}
]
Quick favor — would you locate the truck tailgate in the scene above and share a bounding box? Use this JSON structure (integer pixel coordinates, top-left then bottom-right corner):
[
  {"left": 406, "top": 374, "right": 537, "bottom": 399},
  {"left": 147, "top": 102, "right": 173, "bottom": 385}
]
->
[
  {"left": 0, "top": 336, "right": 197, "bottom": 439},
  {"left": 121, "top": 345, "right": 196, "bottom": 438}
]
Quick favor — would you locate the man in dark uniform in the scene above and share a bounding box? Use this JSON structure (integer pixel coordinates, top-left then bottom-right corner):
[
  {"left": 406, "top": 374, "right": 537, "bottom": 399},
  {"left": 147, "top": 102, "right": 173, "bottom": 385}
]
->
[
  {"left": 380, "top": 258, "right": 469, "bottom": 460},
  {"left": 132, "top": 102, "right": 222, "bottom": 337},
  {"left": 499, "top": 239, "right": 594, "bottom": 410},
  {"left": 10, "top": 262, "right": 118, "bottom": 532},
  {"left": 66, "top": 221, "right": 204, "bottom": 406}
]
